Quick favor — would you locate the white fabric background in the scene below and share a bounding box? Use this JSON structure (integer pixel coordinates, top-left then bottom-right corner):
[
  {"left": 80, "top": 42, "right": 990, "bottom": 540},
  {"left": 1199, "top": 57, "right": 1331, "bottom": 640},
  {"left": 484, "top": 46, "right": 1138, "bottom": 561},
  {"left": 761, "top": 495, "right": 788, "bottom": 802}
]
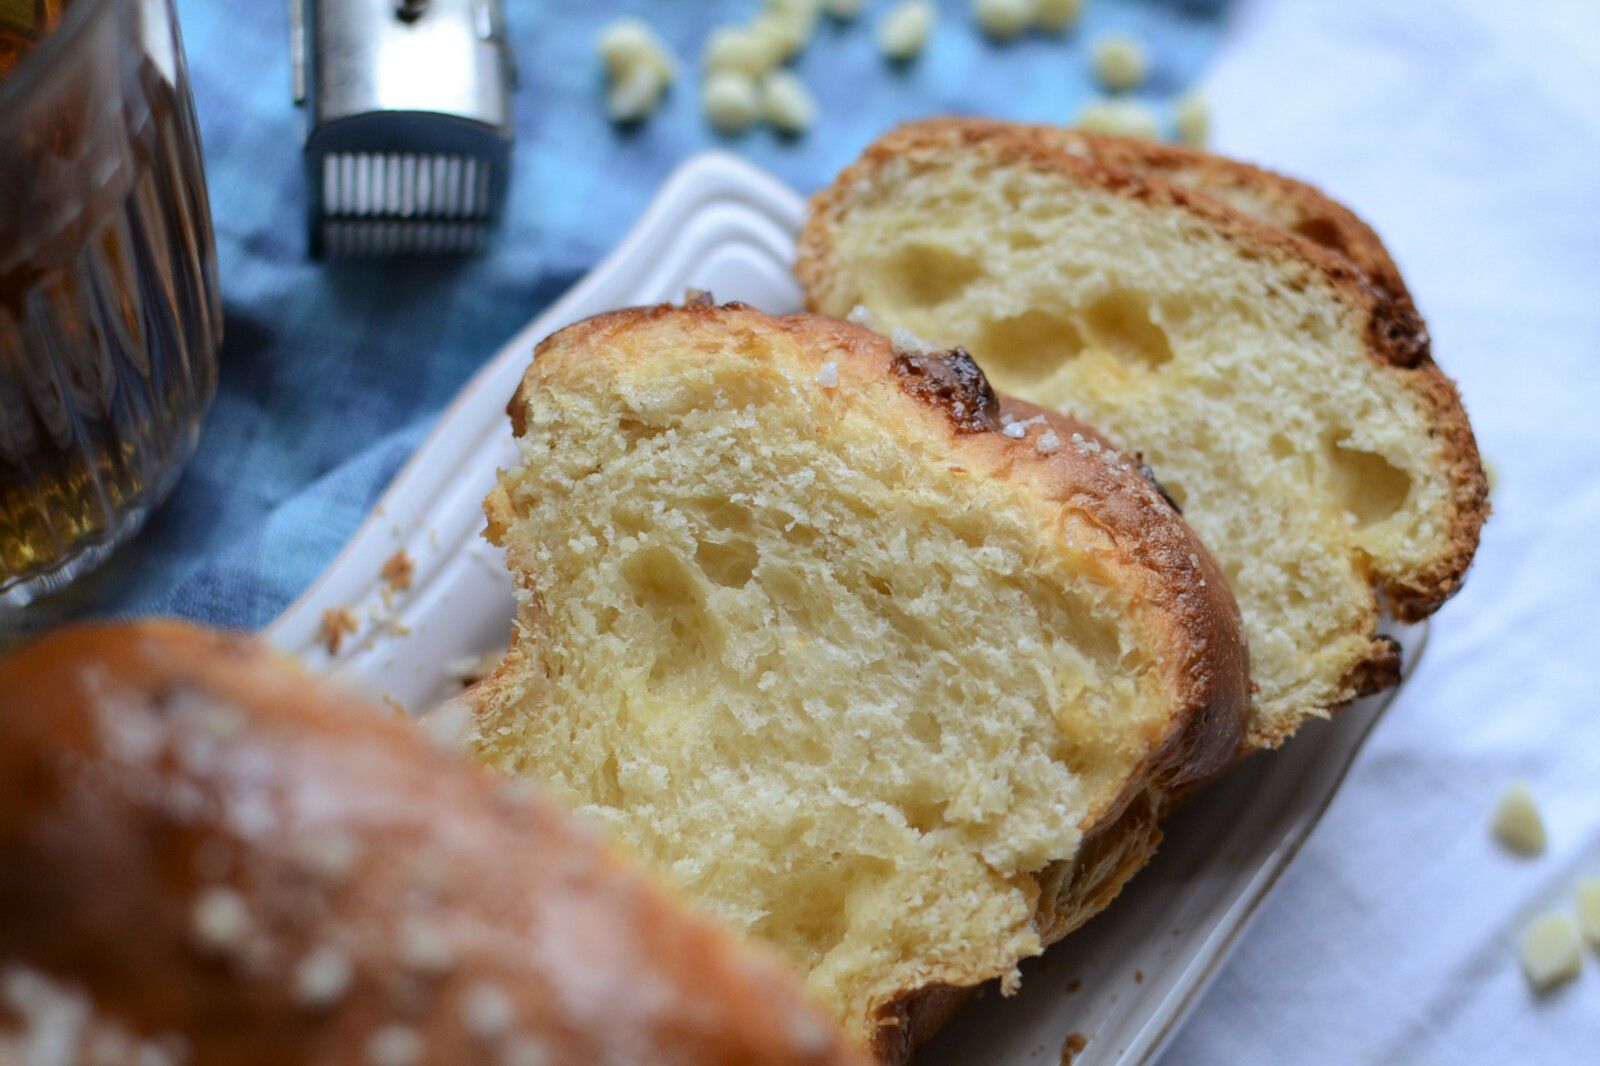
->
[{"left": 1163, "top": 0, "right": 1600, "bottom": 1061}]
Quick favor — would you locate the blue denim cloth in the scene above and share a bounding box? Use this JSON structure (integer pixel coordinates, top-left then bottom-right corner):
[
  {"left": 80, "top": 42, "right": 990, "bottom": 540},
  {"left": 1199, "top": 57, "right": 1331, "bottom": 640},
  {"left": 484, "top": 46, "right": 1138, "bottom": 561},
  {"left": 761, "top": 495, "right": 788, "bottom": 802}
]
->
[{"left": 60, "top": 0, "right": 1228, "bottom": 631}]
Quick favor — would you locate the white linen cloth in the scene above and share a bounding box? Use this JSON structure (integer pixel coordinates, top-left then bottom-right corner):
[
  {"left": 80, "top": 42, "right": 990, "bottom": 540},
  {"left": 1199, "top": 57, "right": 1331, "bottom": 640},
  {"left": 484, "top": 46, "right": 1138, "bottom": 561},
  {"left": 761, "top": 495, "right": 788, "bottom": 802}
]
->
[{"left": 1163, "top": 0, "right": 1600, "bottom": 1061}]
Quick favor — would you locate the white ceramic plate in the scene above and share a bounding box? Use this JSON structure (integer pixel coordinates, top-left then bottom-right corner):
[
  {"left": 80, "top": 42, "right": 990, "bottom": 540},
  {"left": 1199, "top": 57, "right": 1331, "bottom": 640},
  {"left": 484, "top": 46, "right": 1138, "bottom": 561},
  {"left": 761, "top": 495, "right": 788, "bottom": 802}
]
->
[{"left": 265, "top": 151, "right": 1423, "bottom": 1066}]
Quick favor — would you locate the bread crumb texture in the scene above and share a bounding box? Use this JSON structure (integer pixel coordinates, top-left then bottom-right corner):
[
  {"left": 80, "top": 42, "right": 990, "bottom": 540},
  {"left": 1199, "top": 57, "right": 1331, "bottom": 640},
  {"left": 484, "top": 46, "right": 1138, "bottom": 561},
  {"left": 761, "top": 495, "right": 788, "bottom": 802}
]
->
[
  {"left": 474, "top": 305, "right": 1223, "bottom": 1049},
  {"left": 800, "top": 120, "right": 1486, "bottom": 747}
]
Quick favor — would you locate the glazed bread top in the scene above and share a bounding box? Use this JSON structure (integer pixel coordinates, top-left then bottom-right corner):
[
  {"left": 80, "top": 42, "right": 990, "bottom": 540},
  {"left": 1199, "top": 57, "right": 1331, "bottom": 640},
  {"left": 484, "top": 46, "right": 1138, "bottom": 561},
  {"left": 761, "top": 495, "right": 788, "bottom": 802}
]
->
[
  {"left": 0, "top": 622, "right": 865, "bottom": 1066},
  {"left": 473, "top": 301, "right": 1248, "bottom": 1057},
  {"left": 797, "top": 118, "right": 1487, "bottom": 748}
]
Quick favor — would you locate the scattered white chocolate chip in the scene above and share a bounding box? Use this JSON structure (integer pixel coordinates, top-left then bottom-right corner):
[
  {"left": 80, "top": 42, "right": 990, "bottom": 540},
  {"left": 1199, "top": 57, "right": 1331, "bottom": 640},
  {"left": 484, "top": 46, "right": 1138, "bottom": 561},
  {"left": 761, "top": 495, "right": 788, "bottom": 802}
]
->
[
  {"left": 1074, "top": 97, "right": 1160, "bottom": 139},
  {"left": 1577, "top": 878, "right": 1600, "bottom": 946},
  {"left": 461, "top": 982, "right": 516, "bottom": 1039},
  {"left": 1092, "top": 34, "right": 1149, "bottom": 92},
  {"left": 1035, "top": 0, "right": 1083, "bottom": 33},
  {"left": 294, "top": 946, "right": 354, "bottom": 1009},
  {"left": 606, "top": 65, "right": 667, "bottom": 124},
  {"left": 821, "top": 0, "right": 866, "bottom": 20},
  {"left": 813, "top": 361, "right": 841, "bottom": 389},
  {"left": 190, "top": 888, "right": 251, "bottom": 955},
  {"left": 703, "top": 25, "right": 783, "bottom": 78},
  {"left": 597, "top": 18, "right": 675, "bottom": 83},
  {"left": 702, "top": 71, "right": 761, "bottom": 133},
  {"left": 761, "top": 0, "right": 820, "bottom": 55},
  {"left": 1003, "top": 422, "right": 1028, "bottom": 439},
  {"left": 760, "top": 70, "right": 817, "bottom": 135},
  {"left": 1519, "top": 911, "right": 1582, "bottom": 991},
  {"left": 974, "top": 0, "right": 1032, "bottom": 41},
  {"left": 1173, "top": 88, "right": 1210, "bottom": 147},
  {"left": 1491, "top": 781, "right": 1547, "bottom": 855},
  {"left": 1035, "top": 429, "right": 1063, "bottom": 455},
  {"left": 877, "top": 1, "right": 937, "bottom": 61},
  {"left": 367, "top": 1023, "right": 423, "bottom": 1066}
]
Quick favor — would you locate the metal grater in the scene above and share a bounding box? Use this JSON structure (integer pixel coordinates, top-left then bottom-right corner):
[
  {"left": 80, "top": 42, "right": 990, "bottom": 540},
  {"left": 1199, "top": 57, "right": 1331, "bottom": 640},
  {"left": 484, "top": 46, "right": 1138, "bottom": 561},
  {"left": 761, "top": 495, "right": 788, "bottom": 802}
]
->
[{"left": 292, "top": 0, "right": 516, "bottom": 257}]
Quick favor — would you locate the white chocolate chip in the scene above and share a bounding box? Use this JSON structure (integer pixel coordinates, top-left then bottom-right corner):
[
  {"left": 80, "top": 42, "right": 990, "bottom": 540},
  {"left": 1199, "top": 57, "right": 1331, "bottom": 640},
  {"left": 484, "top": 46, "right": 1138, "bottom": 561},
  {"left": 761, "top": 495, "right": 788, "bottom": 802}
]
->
[
  {"left": 760, "top": 70, "right": 817, "bottom": 135},
  {"left": 1092, "top": 34, "right": 1149, "bottom": 92},
  {"left": 367, "top": 1024, "right": 423, "bottom": 1066},
  {"left": 702, "top": 71, "right": 761, "bottom": 134},
  {"left": 1034, "top": 0, "right": 1083, "bottom": 33},
  {"left": 606, "top": 65, "right": 667, "bottom": 124},
  {"left": 1074, "top": 98, "right": 1160, "bottom": 139},
  {"left": 294, "top": 946, "right": 354, "bottom": 1009},
  {"left": 813, "top": 362, "right": 840, "bottom": 389},
  {"left": 1174, "top": 88, "right": 1210, "bottom": 147},
  {"left": 877, "top": 1, "right": 937, "bottom": 61},
  {"left": 974, "top": 0, "right": 1032, "bottom": 42},
  {"left": 760, "top": 0, "right": 820, "bottom": 54},
  {"left": 1519, "top": 911, "right": 1582, "bottom": 991},
  {"left": 703, "top": 25, "right": 784, "bottom": 78},
  {"left": 1576, "top": 878, "right": 1600, "bottom": 946},
  {"left": 597, "top": 18, "right": 675, "bottom": 83},
  {"left": 1491, "top": 782, "right": 1547, "bottom": 855},
  {"left": 190, "top": 888, "right": 251, "bottom": 956}
]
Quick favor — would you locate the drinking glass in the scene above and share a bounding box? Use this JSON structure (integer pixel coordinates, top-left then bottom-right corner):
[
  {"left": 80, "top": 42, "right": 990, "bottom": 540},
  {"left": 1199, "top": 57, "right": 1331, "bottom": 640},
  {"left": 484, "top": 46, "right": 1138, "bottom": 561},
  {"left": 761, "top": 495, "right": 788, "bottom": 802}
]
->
[{"left": 0, "top": 0, "right": 221, "bottom": 612}]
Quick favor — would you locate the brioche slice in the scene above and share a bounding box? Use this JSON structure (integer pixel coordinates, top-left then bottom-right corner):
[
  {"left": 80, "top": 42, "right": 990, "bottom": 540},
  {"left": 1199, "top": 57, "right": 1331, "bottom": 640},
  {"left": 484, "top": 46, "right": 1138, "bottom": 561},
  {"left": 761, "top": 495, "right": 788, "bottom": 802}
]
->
[
  {"left": 0, "top": 622, "right": 865, "bottom": 1066},
  {"left": 797, "top": 118, "right": 1487, "bottom": 748},
  {"left": 472, "top": 301, "right": 1248, "bottom": 1059}
]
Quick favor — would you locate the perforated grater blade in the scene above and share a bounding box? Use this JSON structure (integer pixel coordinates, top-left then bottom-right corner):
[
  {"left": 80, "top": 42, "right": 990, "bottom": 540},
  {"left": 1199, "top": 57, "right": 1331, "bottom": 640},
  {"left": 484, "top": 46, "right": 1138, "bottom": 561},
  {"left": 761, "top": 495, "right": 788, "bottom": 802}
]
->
[{"left": 292, "top": 0, "right": 516, "bottom": 257}]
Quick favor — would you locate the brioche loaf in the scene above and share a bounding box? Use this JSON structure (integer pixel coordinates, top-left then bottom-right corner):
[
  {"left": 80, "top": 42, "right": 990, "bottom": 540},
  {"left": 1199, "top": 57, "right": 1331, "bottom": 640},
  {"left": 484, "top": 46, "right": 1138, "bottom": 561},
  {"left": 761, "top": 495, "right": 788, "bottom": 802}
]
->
[
  {"left": 472, "top": 301, "right": 1249, "bottom": 1059},
  {"left": 797, "top": 118, "right": 1487, "bottom": 748},
  {"left": 0, "top": 622, "right": 865, "bottom": 1066}
]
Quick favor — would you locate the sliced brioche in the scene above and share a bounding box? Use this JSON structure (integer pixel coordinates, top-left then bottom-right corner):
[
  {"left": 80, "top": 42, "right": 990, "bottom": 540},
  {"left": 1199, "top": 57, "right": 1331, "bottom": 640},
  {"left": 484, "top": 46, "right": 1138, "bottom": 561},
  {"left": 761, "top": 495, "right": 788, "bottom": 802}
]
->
[
  {"left": 797, "top": 118, "right": 1487, "bottom": 748},
  {"left": 0, "top": 622, "right": 865, "bottom": 1066},
  {"left": 472, "top": 301, "right": 1248, "bottom": 1059}
]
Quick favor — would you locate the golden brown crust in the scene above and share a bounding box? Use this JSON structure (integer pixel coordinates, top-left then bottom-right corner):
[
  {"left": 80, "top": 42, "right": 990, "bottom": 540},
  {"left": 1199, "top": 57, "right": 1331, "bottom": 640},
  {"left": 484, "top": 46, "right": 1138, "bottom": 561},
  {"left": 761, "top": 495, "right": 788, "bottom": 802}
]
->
[
  {"left": 1031, "top": 128, "right": 1428, "bottom": 360},
  {"left": 500, "top": 302, "right": 1250, "bottom": 1062},
  {"left": 0, "top": 622, "right": 867, "bottom": 1066},
  {"left": 796, "top": 117, "right": 1487, "bottom": 669}
]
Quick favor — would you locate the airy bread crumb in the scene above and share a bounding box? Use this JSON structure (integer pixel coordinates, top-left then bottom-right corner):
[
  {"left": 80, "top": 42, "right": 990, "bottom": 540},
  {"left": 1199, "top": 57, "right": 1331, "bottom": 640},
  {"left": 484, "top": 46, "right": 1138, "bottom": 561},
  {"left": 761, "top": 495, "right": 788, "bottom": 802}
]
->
[
  {"left": 473, "top": 303, "right": 1246, "bottom": 1054},
  {"left": 796, "top": 119, "right": 1487, "bottom": 748}
]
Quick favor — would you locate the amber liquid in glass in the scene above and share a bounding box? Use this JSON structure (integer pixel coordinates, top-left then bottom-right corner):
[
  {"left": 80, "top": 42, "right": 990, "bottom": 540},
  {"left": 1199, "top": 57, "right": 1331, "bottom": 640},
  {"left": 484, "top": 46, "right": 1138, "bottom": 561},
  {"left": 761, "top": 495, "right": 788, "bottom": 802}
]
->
[
  {"left": 0, "top": 0, "right": 220, "bottom": 607},
  {"left": 0, "top": 0, "right": 67, "bottom": 77}
]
